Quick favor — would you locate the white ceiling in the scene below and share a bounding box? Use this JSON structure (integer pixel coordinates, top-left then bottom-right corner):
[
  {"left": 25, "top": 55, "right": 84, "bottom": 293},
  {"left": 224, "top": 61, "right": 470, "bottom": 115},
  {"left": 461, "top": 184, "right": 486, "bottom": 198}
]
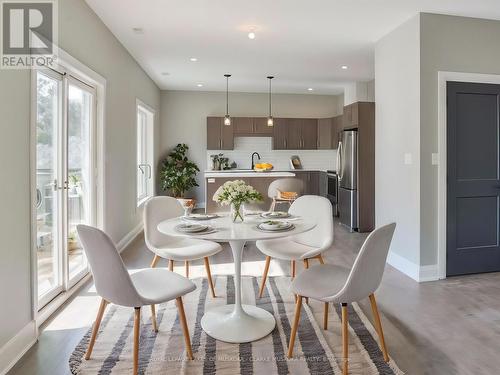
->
[{"left": 86, "top": 0, "right": 500, "bottom": 95}]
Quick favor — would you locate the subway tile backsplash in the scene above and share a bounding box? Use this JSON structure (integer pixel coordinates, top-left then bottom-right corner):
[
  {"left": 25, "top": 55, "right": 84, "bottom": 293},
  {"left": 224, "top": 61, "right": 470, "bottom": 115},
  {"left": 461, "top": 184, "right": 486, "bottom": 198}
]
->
[{"left": 207, "top": 137, "right": 337, "bottom": 171}]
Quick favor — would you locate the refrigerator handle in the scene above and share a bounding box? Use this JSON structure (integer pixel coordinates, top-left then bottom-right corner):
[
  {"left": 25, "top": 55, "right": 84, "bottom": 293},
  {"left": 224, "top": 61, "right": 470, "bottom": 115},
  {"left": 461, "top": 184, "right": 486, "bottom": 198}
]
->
[{"left": 337, "top": 141, "right": 343, "bottom": 181}]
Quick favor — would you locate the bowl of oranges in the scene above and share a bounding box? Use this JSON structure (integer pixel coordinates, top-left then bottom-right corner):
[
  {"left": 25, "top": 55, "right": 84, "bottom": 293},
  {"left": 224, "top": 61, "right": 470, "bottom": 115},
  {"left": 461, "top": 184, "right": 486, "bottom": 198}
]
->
[{"left": 253, "top": 163, "right": 274, "bottom": 172}]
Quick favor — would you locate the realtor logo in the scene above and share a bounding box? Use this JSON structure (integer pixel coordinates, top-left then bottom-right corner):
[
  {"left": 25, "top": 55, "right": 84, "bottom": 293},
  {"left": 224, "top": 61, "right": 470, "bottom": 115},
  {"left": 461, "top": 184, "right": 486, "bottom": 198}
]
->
[{"left": 1, "top": 0, "right": 58, "bottom": 69}]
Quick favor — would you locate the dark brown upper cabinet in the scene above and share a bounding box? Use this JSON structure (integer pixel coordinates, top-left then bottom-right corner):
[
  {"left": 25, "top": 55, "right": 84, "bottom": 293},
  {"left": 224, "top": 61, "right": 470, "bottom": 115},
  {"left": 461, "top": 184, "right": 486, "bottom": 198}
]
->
[
  {"left": 272, "top": 118, "right": 288, "bottom": 150},
  {"left": 317, "top": 116, "right": 344, "bottom": 149},
  {"left": 317, "top": 118, "right": 333, "bottom": 149},
  {"left": 342, "top": 102, "right": 360, "bottom": 129},
  {"left": 207, "top": 116, "right": 234, "bottom": 150},
  {"left": 272, "top": 118, "right": 318, "bottom": 150},
  {"left": 233, "top": 117, "right": 273, "bottom": 136}
]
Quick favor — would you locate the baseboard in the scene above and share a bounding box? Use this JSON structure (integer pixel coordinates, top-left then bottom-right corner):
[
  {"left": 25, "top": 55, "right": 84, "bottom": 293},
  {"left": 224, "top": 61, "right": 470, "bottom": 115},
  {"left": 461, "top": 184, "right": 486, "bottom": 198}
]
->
[
  {"left": 116, "top": 222, "right": 143, "bottom": 253},
  {"left": 0, "top": 321, "right": 37, "bottom": 375},
  {"left": 419, "top": 264, "right": 439, "bottom": 282},
  {"left": 387, "top": 251, "right": 420, "bottom": 281},
  {"left": 387, "top": 251, "right": 439, "bottom": 282}
]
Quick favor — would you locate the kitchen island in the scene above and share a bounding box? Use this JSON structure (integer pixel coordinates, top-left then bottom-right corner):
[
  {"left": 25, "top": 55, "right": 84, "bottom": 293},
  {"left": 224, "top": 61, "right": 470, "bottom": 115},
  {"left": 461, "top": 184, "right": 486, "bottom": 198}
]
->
[{"left": 204, "top": 170, "right": 324, "bottom": 213}]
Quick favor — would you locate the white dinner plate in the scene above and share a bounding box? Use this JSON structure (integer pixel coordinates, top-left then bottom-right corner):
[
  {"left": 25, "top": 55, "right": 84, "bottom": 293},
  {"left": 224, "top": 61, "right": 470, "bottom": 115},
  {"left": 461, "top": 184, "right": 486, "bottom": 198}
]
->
[
  {"left": 260, "top": 211, "right": 291, "bottom": 219},
  {"left": 174, "top": 223, "right": 208, "bottom": 233},
  {"left": 185, "top": 213, "right": 219, "bottom": 221},
  {"left": 257, "top": 221, "right": 294, "bottom": 232}
]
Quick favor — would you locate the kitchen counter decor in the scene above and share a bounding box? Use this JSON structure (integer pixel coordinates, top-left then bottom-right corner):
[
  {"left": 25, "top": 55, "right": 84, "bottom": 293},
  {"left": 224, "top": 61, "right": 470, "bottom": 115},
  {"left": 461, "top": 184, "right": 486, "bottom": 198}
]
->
[{"left": 213, "top": 180, "right": 263, "bottom": 223}]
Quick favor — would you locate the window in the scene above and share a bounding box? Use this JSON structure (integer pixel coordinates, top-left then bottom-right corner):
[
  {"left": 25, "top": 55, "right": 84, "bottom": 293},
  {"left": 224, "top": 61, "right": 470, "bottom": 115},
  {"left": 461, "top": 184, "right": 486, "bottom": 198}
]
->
[{"left": 136, "top": 101, "right": 155, "bottom": 205}]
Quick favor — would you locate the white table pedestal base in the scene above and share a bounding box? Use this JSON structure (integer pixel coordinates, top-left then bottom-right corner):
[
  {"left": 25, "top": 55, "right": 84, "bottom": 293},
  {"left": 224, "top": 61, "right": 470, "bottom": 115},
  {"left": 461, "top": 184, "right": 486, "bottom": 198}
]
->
[
  {"left": 200, "top": 239, "right": 276, "bottom": 343},
  {"left": 201, "top": 304, "right": 276, "bottom": 343}
]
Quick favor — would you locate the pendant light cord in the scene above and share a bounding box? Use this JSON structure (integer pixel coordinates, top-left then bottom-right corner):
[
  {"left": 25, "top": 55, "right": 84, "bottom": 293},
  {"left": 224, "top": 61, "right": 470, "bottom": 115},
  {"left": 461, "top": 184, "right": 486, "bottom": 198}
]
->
[{"left": 267, "top": 76, "right": 274, "bottom": 117}]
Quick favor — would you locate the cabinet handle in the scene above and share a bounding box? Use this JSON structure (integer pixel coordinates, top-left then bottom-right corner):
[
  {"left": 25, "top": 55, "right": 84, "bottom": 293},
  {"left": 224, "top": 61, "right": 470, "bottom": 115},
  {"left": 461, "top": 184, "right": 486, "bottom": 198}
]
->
[
  {"left": 219, "top": 139, "right": 222, "bottom": 148},
  {"left": 284, "top": 139, "right": 287, "bottom": 148}
]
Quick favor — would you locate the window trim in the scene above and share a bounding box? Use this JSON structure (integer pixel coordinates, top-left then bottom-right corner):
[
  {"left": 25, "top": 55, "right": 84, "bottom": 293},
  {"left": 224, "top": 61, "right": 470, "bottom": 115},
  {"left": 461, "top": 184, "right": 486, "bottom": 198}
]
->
[{"left": 136, "top": 99, "right": 155, "bottom": 207}]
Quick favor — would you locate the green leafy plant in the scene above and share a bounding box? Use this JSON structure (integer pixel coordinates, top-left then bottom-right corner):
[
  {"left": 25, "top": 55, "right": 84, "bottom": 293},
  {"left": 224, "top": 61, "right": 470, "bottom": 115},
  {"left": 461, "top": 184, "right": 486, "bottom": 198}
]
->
[{"left": 159, "top": 143, "right": 200, "bottom": 198}]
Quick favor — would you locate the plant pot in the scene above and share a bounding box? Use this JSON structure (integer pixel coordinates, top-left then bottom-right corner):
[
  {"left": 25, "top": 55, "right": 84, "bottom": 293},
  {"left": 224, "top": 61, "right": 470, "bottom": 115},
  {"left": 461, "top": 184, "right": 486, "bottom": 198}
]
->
[{"left": 176, "top": 198, "right": 196, "bottom": 216}]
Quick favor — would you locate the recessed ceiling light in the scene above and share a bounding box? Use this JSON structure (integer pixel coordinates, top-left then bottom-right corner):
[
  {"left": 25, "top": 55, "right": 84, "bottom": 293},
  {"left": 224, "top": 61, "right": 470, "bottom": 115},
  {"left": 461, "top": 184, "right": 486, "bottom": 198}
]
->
[
  {"left": 190, "top": 57, "right": 198, "bottom": 62},
  {"left": 307, "top": 88, "right": 314, "bottom": 91},
  {"left": 248, "top": 31, "right": 256, "bottom": 39},
  {"left": 132, "top": 27, "right": 144, "bottom": 34},
  {"left": 161, "top": 72, "right": 170, "bottom": 76},
  {"left": 341, "top": 65, "right": 348, "bottom": 70},
  {"left": 197, "top": 83, "right": 203, "bottom": 87}
]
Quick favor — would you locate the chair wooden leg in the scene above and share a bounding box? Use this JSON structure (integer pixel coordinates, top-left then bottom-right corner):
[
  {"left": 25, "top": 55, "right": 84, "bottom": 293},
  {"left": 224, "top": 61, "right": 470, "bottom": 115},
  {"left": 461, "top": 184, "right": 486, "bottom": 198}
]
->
[
  {"left": 323, "top": 302, "right": 329, "bottom": 330},
  {"left": 133, "top": 307, "right": 141, "bottom": 375},
  {"left": 85, "top": 298, "right": 108, "bottom": 360},
  {"left": 185, "top": 261, "right": 189, "bottom": 278},
  {"left": 303, "top": 259, "right": 309, "bottom": 304},
  {"left": 176, "top": 297, "right": 194, "bottom": 360},
  {"left": 317, "top": 254, "right": 325, "bottom": 265},
  {"left": 169, "top": 259, "right": 174, "bottom": 271},
  {"left": 150, "top": 304, "right": 158, "bottom": 332},
  {"left": 291, "top": 260, "right": 296, "bottom": 279},
  {"left": 369, "top": 294, "right": 389, "bottom": 362},
  {"left": 287, "top": 295, "right": 303, "bottom": 358},
  {"left": 303, "top": 258, "right": 309, "bottom": 269},
  {"left": 259, "top": 256, "right": 271, "bottom": 298},
  {"left": 150, "top": 255, "right": 160, "bottom": 268},
  {"left": 204, "top": 257, "right": 216, "bottom": 298},
  {"left": 342, "top": 303, "right": 348, "bottom": 375}
]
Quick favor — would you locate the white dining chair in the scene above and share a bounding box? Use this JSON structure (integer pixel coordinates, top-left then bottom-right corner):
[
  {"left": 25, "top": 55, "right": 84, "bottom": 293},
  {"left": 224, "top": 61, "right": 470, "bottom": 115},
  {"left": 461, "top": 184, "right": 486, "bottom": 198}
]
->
[
  {"left": 144, "top": 196, "right": 222, "bottom": 297},
  {"left": 256, "top": 195, "right": 334, "bottom": 299},
  {"left": 77, "top": 225, "right": 196, "bottom": 375},
  {"left": 267, "top": 178, "right": 304, "bottom": 212},
  {"left": 287, "top": 222, "right": 396, "bottom": 375}
]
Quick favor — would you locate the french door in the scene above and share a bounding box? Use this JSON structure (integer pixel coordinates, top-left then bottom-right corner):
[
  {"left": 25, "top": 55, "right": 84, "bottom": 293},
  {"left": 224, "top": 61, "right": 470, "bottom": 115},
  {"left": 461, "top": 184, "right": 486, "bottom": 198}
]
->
[{"left": 35, "top": 69, "right": 97, "bottom": 308}]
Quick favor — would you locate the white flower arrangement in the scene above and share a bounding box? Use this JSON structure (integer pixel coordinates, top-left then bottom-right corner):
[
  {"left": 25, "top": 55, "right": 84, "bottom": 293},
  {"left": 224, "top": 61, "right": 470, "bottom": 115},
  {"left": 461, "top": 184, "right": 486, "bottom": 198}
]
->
[{"left": 212, "top": 180, "right": 263, "bottom": 206}]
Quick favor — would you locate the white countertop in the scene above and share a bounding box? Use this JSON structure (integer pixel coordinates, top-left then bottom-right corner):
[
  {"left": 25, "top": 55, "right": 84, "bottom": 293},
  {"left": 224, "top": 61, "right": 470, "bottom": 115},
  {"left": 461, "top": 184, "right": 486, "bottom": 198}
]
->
[{"left": 205, "top": 171, "right": 296, "bottom": 178}]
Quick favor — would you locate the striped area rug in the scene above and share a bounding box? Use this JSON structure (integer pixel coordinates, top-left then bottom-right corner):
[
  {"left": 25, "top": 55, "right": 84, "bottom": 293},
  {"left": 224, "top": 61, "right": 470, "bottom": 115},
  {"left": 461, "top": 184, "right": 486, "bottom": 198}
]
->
[{"left": 69, "top": 276, "right": 403, "bottom": 374}]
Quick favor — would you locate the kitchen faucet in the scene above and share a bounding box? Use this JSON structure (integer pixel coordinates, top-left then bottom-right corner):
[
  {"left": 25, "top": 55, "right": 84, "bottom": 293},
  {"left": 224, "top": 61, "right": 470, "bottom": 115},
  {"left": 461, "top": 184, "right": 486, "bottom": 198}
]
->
[{"left": 251, "top": 152, "right": 261, "bottom": 170}]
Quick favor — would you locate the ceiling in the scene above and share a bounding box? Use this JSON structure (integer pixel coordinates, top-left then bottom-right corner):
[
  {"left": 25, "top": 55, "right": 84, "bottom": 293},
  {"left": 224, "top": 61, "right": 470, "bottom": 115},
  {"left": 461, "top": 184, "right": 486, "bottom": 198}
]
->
[{"left": 85, "top": 0, "right": 500, "bottom": 95}]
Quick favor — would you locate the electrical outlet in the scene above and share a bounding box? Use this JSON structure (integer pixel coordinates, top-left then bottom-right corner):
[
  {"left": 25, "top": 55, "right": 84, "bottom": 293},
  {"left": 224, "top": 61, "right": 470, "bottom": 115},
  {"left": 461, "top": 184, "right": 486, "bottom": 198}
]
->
[
  {"left": 404, "top": 153, "right": 413, "bottom": 165},
  {"left": 432, "top": 153, "right": 439, "bottom": 165}
]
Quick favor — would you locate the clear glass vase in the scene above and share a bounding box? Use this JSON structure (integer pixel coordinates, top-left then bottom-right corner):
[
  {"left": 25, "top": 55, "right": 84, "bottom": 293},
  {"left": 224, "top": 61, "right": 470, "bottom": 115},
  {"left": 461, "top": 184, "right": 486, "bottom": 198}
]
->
[{"left": 230, "top": 202, "right": 244, "bottom": 223}]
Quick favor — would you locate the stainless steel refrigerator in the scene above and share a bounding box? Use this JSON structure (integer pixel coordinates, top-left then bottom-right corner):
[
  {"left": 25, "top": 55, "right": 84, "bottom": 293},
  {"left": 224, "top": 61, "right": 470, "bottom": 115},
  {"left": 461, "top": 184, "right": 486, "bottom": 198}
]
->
[{"left": 337, "top": 130, "right": 358, "bottom": 231}]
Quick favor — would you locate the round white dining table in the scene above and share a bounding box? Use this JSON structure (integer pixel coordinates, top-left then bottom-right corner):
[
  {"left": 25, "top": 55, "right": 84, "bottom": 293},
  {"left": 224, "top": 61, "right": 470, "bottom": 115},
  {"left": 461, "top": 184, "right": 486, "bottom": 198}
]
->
[{"left": 157, "top": 214, "right": 315, "bottom": 343}]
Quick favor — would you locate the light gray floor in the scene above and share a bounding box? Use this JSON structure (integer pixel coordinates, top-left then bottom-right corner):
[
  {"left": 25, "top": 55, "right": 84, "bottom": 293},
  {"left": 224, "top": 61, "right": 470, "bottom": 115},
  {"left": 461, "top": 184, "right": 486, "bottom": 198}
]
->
[{"left": 9, "top": 220, "right": 500, "bottom": 375}]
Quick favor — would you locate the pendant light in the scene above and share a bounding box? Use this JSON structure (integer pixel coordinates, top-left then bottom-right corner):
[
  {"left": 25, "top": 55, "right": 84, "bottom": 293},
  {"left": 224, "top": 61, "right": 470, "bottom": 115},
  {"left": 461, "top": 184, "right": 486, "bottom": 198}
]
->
[
  {"left": 267, "top": 76, "right": 274, "bottom": 127},
  {"left": 224, "top": 74, "right": 231, "bottom": 126}
]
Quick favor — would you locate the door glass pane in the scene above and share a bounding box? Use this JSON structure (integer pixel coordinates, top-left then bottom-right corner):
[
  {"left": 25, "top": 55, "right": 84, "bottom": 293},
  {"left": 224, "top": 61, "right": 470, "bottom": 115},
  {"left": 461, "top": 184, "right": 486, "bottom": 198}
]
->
[
  {"left": 137, "top": 109, "right": 147, "bottom": 201},
  {"left": 36, "top": 72, "right": 61, "bottom": 299},
  {"left": 67, "top": 83, "right": 92, "bottom": 281}
]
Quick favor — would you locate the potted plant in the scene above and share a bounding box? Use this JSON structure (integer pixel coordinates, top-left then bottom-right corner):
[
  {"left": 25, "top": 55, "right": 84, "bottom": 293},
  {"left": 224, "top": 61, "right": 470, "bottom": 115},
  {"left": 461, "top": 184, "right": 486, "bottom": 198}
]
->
[
  {"left": 159, "top": 143, "right": 200, "bottom": 208},
  {"left": 68, "top": 231, "right": 79, "bottom": 252},
  {"left": 213, "top": 180, "right": 263, "bottom": 223}
]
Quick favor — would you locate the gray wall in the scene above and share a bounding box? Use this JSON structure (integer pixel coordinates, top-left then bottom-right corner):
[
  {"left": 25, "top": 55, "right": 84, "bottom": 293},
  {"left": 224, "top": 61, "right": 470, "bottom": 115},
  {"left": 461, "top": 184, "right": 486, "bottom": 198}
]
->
[
  {"left": 160, "top": 90, "right": 342, "bottom": 202},
  {"left": 420, "top": 13, "right": 500, "bottom": 265},
  {"left": 375, "top": 15, "right": 421, "bottom": 265},
  {"left": 0, "top": 0, "right": 160, "bottom": 351}
]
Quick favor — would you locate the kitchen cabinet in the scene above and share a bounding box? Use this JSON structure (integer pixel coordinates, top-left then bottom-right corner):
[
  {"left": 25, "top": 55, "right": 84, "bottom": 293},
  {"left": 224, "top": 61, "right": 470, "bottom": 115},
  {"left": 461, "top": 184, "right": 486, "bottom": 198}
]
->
[
  {"left": 207, "top": 116, "right": 234, "bottom": 150},
  {"left": 317, "top": 118, "right": 333, "bottom": 149},
  {"left": 318, "top": 116, "right": 343, "bottom": 149},
  {"left": 294, "top": 171, "right": 320, "bottom": 195},
  {"left": 272, "top": 118, "right": 318, "bottom": 150},
  {"left": 272, "top": 118, "right": 288, "bottom": 150},
  {"left": 233, "top": 117, "right": 273, "bottom": 136},
  {"left": 332, "top": 115, "right": 343, "bottom": 147},
  {"left": 342, "top": 102, "right": 359, "bottom": 129}
]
